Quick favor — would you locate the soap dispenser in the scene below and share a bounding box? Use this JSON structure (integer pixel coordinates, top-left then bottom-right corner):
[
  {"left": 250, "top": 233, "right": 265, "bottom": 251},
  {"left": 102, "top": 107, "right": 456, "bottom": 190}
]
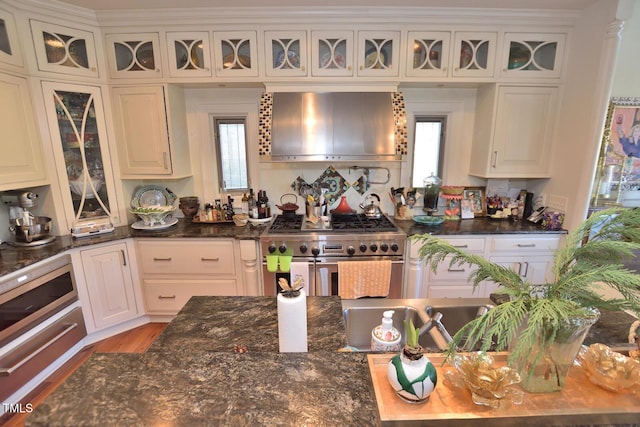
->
[{"left": 371, "top": 310, "right": 402, "bottom": 352}]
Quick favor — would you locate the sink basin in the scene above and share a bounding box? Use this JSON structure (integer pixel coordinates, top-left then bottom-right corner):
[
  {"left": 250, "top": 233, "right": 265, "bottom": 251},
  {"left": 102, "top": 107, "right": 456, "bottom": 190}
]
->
[{"left": 342, "top": 298, "right": 494, "bottom": 352}]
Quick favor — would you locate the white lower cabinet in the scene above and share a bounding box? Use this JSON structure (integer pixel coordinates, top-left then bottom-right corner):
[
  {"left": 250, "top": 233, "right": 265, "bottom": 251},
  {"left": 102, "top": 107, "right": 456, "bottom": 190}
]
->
[
  {"left": 78, "top": 241, "right": 140, "bottom": 330},
  {"left": 137, "top": 239, "right": 243, "bottom": 315},
  {"left": 404, "top": 233, "right": 562, "bottom": 299}
]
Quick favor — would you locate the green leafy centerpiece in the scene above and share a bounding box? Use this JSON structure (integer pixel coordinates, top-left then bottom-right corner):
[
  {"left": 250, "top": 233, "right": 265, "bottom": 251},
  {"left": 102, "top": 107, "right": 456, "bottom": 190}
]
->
[
  {"left": 412, "top": 207, "right": 640, "bottom": 392},
  {"left": 386, "top": 319, "right": 438, "bottom": 403}
]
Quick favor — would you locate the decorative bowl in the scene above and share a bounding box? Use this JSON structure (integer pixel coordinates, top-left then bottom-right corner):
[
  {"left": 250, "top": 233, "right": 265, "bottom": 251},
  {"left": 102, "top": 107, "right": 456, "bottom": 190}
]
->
[
  {"left": 179, "top": 204, "right": 199, "bottom": 218},
  {"left": 575, "top": 343, "right": 640, "bottom": 392},
  {"left": 444, "top": 352, "right": 524, "bottom": 408},
  {"left": 69, "top": 176, "right": 103, "bottom": 198},
  {"left": 233, "top": 214, "right": 249, "bottom": 227},
  {"left": 441, "top": 186, "right": 465, "bottom": 196},
  {"left": 130, "top": 206, "right": 176, "bottom": 227}
]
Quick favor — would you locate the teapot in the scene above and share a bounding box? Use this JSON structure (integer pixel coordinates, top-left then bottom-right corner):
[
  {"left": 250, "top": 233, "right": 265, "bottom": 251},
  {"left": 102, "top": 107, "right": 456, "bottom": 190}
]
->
[{"left": 360, "top": 193, "right": 382, "bottom": 218}]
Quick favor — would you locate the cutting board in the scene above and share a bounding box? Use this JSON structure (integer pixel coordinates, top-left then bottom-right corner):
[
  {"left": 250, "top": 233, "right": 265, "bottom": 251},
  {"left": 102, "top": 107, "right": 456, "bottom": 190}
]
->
[{"left": 368, "top": 353, "right": 640, "bottom": 426}]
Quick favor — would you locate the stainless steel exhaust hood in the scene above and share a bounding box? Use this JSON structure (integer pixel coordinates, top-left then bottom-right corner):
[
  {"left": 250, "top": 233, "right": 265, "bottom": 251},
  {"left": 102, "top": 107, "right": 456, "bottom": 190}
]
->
[{"left": 269, "top": 92, "right": 400, "bottom": 161}]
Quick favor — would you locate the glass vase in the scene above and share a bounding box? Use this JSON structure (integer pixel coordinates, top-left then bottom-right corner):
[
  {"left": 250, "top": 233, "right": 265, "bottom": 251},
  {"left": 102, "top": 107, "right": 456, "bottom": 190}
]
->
[{"left": 510, "top": 309, "right": 600, "bottom": 393}]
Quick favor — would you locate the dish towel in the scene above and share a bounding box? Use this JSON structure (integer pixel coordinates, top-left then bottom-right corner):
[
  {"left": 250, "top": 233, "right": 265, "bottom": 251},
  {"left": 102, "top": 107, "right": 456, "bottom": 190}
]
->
[{"left": 338, "top": 260, "right": 392, "bottom": 299}]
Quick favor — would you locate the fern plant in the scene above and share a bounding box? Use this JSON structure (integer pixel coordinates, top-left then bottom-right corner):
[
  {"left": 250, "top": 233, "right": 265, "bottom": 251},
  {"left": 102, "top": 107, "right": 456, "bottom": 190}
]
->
[{"left": 411, "top": 207, "right": 640, "bottom": 380}]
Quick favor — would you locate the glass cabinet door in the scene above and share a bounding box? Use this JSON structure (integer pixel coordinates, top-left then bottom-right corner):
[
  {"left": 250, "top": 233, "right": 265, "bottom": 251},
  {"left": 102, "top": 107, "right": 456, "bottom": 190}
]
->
[
  {"left": 166, "top": 31, "right": 211, "bottom": 77},
  {"left": 42, "top": 83, "right": 119, "bottom": 229},
  {"left": 406, "top": 31, "right": 450, "bottom": 77},
  {"left": 106, "top": 33, "right": 161, "bottom": 78},
  {"left": 0, "top": 8, "right": 22, "bottom": 67},
  {"left": 501, "top": 33, "right": 565, "bottom": 79},
  {"left": 311, "top": 30, "right": 353, "bottom": 77},
  {"left": 452, "top": 32, "right": 497, "bottom": 78},
  {"left": 357, "top": 31, "right": 400, "bottom": 77},
  {"left": 213, "top": 31, "right": 258, "bottom": 77},
  {"left": 265, "top": 31, "right": 307, "bottom": 77}
]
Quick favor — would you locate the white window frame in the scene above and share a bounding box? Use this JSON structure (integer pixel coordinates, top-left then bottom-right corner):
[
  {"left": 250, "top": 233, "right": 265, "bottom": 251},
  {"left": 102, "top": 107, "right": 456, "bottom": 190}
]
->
[
  {"left": 412, "top": 115, "right": 446, "bottom": 188},
  {"left": 213, "top": 117, "right": 249, "bottom": 192}
]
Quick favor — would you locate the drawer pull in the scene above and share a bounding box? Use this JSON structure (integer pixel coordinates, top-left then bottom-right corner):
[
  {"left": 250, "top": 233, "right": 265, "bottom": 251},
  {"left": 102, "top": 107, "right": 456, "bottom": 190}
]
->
[
  {"left": 452, "top": 244, "right": 468, "bottom": 248},
  {"left": 153, "top": 257, "right": 172, "bottom": 261},
  {"left": 201, "top": 257, "right": 220, "bottom": 262},
  {"left": 522, "top": 262, "right": 529, "bottom": 277},
  {"left": 516, "top": 244, "right": 536, "bottom": 248},
  {"left": 158, "top": 295, "right": 176, "bottom": 299},
  {"left": 447, "top": 268, "right": 466, "bottom": 272},
  {"left": 0, "top": 323, "right": 78, "bottom": 377}
]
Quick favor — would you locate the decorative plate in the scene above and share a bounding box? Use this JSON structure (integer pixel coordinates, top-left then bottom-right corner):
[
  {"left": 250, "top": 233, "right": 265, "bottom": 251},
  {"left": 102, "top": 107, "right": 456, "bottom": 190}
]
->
[
  {"left": 275, "top": 50, "right": 300, "bottom": 69},
  {"left": 413, "top": 215, "right": 445, "bottom": 225},
  {"left": 364, "top": 48, "right": 386, "bottom": 69},
  {"left": 248, "top": 216, "right": 274, "bottom": 225},
  {"left": 314, "top": 165, "right": 349, "bottom": 205},
  {"left": 131, "top": 185, "right": 177, "bottom": 208},
  {"left": 131, "top": 217, "right": 178, "bottom": 230},
  {"left": 352, "top": 175, "right": 368, "bottom": 195},
  {"left": 320, "top": 52, "right": 346, "bottom": 69}
]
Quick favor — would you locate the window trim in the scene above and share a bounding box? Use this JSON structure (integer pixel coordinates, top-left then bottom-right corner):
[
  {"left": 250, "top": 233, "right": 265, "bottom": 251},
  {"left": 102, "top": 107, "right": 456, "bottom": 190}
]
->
[
  {"left": 412, "top": 115, "right": 446, "bottom": 187},
  {"left": 213, "top": 117, "right": 249, "bottom": 192}
]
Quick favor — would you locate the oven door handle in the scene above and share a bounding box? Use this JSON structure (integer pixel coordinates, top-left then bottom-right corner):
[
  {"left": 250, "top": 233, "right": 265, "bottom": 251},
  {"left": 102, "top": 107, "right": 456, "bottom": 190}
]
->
[{"left": 0, "top": 322, "right": 79, "bottom": 377}]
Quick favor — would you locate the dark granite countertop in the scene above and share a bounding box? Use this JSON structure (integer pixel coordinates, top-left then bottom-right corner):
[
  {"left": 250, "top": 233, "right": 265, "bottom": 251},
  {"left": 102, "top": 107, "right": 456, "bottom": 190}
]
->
[
  {"left": 148, "top": 296, "right": 347, "bottom": 353},
  {"left": 395, "top": 216, "right": 567, "bottom": 237},
  {"left": 0, "top": 218, "right": 266, "bottom": 277},
  {"left": 26, "top": 296, "right": 376, "bottom": 426}
]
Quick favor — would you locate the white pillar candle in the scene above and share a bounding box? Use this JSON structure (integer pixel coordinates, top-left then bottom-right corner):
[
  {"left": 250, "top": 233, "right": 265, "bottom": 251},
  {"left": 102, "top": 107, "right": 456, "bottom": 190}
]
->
[{"left": 277, "top": 289, "right": 308, "bottom": 352}]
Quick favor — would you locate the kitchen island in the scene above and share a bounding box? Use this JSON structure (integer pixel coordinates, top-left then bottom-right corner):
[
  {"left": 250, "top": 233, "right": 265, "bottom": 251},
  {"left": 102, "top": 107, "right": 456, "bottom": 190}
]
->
[{"left": 24, "top": 296, "right": 640, "bottom": 426}]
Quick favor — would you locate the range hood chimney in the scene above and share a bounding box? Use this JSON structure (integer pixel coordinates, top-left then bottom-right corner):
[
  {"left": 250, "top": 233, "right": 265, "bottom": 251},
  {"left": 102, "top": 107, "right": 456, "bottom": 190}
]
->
[{"left": 269, "top": 92, "right": 400, "bottom": 162}]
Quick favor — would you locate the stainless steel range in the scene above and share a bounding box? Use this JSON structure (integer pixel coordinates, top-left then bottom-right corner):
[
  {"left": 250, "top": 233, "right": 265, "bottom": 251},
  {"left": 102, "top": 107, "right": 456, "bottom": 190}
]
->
[{"left": 260, "top": 213, "right": 406, "bottom": 297}]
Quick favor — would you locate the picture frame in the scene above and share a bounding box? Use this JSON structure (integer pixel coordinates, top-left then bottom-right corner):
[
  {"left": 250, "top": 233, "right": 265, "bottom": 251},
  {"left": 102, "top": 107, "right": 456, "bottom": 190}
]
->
[
  {"left": 462, "top": 186, "right": 487, "bottom": 217},
  {"left": 594, "top": 97, "right": 640, "bottom": 205}
]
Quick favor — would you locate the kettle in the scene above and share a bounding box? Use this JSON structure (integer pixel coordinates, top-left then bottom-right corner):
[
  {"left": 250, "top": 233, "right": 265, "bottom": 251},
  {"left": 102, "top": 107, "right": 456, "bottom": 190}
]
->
[{"left": 360, "top": 193, "right": 382, "bottom": 218}]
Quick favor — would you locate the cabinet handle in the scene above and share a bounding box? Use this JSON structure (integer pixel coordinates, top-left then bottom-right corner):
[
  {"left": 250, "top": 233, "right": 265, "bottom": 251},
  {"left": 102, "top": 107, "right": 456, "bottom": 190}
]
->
[
  {"left": 515, "top": 262, "right": 522, "bottom": 276},
  {"left": 517, "top": 244, "right": 536, "bottom": 248},
  {"left": 163, "top": 152, "right": 169, "bottom": 170},
  {"left": 121, "top": 250, "right": 127, "bottom": 266},
  {"left": 201, "top": 257, "right": 220, "bottom": 262},
  {"left": 158, "top": 295, "right": 176, "bottom": 299},
  {"left": 0, "top": 323, "right": 78, "bottom": 376},
  {"left": 153, "top": 257, "right": 172, "bottom": 261},
  {"left": 447, "top": 268, "right": 466, "bottom": 272},
  {"left": 492, "top": 150, "right": 498, "bottom": 168},
  {"left": 522, "top": 262, "right": 529, "bottom": 277},
  {"left": 452, "top": 244, "right": 468, "bottom": 248}
]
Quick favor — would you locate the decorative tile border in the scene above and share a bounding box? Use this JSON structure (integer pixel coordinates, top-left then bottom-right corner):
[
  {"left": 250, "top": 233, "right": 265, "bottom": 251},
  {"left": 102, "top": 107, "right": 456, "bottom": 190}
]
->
[{"left": 393, "top": 92, "right": 408, "bottom": 155}]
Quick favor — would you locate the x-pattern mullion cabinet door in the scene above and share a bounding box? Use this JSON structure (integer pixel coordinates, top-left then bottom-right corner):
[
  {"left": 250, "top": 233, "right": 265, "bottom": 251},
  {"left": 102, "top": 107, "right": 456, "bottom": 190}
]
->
[
  {"left": 213, "top": 31, "right": 258, "bottom": 78},
  {"left": 166, "top": 31, "right": 212, "bottom": 78},
  {"left": 311, "top": 30, "right": 354, "bottom": 77},
  {"left": 264, "top": 30, "right": 307, "bottom": 77},
  {"left": 0, "top": 8, "right": 23, "bottom": 68},
  {"left": 451, "top": 31, "right": 497, "bottom": 78},
  {"left": 106, "top": 33, "right": 162, "bottom": 79}
]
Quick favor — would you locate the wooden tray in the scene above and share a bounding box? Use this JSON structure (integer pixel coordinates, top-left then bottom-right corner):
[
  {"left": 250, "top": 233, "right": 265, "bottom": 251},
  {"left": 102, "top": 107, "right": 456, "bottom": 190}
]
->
[
  {"left": 191, "top": 216, "right": 233, "bottom": 224},
  {"left": 368, "top": 353, "right": 640, "bottom": 426}
]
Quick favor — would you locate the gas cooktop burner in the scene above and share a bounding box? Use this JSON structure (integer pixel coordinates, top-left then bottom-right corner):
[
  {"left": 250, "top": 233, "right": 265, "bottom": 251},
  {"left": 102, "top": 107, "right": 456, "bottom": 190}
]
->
[{"left": 266, "top": 213, "right": 398, "bottom": 234}]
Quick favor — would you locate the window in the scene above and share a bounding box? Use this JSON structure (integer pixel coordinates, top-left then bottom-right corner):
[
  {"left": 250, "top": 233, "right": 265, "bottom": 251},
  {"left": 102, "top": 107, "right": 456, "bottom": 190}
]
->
[
  {"left": 412, "top": 116, "right": 446, "bottom": 188},
  {"left": 214, "top": 118, "right": 248, "bottom": 191}
]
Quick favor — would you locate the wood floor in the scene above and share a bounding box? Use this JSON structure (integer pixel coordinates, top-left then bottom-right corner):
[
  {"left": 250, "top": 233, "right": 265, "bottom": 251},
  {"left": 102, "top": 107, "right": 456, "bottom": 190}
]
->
[{"left": 1, "top": 322, "right": 168, "bottom": 427}]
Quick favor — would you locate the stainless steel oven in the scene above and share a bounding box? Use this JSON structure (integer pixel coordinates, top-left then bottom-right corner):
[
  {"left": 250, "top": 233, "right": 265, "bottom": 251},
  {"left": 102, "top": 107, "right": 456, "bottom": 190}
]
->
[
  {"left": 261, "top": 214, "right": 405, "bottom": 298},
  {"left": 0, "top": 254, "right": 86, "bottom": 402}
]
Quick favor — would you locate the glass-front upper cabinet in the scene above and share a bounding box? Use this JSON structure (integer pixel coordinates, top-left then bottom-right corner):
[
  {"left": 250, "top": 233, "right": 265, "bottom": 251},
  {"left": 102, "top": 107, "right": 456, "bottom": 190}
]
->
[
  {"left": 105, "top": 33, "right": 162, "bottom": 78},
  {"left": 357, "top": 31, "right": 400, "bottom": 77},
  {"left": 166, "top": 31, "right": 212, "bottom": 78},
  {"left": 212, "top": 31, "right": 258, "bottom": 77},
  {"left": 500, "top": 33, "right": 566, "bottom": 79},
  {"left": 41, "top": 82, "right": 120, "bottom": 231},
  {"left": 452, "top": 31, "right": 497, "bottom": 78},
  {"left": 30, "top": 20, "right": 98, "bottom": 77},
  {"left": 405, "top": 31, "right": 450, "bottom": 77},
  {"left": 311, "top": 30, "right": 353, "bottom": 77},
  {"left": 264, "top": 30, "right": 307, "bottom": 77},
  {"left": 0, "top": 8, "right": 22, "bottom": 68}
]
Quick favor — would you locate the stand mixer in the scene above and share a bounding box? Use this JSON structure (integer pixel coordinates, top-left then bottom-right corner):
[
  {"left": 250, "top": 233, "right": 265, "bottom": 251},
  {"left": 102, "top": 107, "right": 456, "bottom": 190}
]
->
[{"left": 1, "top": 191, "right": 55, "bottom": 246}]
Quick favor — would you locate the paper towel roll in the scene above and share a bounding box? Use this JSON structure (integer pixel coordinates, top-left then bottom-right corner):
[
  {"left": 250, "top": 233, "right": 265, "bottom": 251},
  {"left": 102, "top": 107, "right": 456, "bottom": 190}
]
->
[{"left": 277, "top": 289, "right": 308, "bottom": 353}]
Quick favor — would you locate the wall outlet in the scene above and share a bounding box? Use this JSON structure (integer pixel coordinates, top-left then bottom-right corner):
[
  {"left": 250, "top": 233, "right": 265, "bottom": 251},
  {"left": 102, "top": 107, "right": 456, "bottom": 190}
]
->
[{"left": 547, "top": 194, "right": 568, "bottom": 212}]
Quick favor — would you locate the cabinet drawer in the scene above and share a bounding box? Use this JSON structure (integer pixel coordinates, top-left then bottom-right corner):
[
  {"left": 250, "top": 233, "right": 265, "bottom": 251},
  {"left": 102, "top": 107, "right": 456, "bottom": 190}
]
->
[
  {"left": 441, "top": 237, "right": 485, "bottom": 252},
  {"left": 143, "top": 279, "right": 238, "bottom": 314},
  {"left": 490, "top": 236, "right": 560, "bottom": 253},
  {"left": 429, "top": 256, "right": 476, "bottom": 282},
  {"left": 428, "top": 285, "right": 482, "bottom": 298},
  {"left": 138, "top": 240, "right": 235, "bottom": 275}
]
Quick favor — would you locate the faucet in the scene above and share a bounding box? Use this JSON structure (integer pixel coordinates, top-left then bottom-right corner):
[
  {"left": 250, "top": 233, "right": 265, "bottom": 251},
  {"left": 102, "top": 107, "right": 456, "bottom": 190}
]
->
[{"left": 418, "top": 310, "right": 453, "bottom": 351}]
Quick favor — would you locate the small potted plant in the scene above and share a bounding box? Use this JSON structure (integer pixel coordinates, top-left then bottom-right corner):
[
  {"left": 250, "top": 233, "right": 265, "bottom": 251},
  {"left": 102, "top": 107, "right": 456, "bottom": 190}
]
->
[
  {"left": 411, "top": 207, "right": 640, "bottom": 392},
  {"left": 386, "top": 319, "right": 438, "bottom": 403}
]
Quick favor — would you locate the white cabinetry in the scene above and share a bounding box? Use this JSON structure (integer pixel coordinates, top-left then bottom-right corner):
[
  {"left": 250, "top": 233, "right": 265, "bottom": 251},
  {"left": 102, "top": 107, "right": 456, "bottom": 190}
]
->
[
  {"left": 0, "top": 8, "right": 22, "bottom": 68},
  {"left": 469, "top": 84, "right": 559, "bottom": 178},
  {"left": 500, "top": 33, "right": 566, "bottom": 79},
  {"left": 264, "top": 30, "right": 307, "bottom": 77},
  {"left": 0, "top": 73, "right": 46, "bottom": 190},
  {"left": 137, "top": 239, "right": 242, "bottom": 316},
  {"left": 405, "top": 31, "right": 450, "bottom": 78},
  {"left": 357, "top": 31, "right": 400, "bottom": 77},
  {"left": 30, "top": 20, "right": 99, "bottom": 78},
  {"left": 212, "top": 31, "right": 258, "bottom": 77},
  {"left": 311, "top": 30, "right": 354, "bottom": 77},
  {"left": 111, "top": 85, "right": 191, "bottom": 178},
  {"left": 79, "top": 241, "right": 140, "bottom": 330},
  {"left": 166, "top": 31, "right": 212, "bottom": 78},
  {"left": 452, "top": 31, "right": 497, "bottom": 78},
  {"left": 404, "top": 233, "right": 562, "bottom": 299},
  {"left": 105, "top": 33, "right": 162, "bottom": 79}
]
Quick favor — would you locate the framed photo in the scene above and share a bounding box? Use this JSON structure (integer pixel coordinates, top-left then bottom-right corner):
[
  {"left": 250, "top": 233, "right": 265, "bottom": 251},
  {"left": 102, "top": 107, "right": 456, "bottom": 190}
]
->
[
  {"left": 462, "top": 186, "right": 486, "bottom": 217},
  {"left": 595, "top": 97, "right": 640, "bottom": 204}
]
